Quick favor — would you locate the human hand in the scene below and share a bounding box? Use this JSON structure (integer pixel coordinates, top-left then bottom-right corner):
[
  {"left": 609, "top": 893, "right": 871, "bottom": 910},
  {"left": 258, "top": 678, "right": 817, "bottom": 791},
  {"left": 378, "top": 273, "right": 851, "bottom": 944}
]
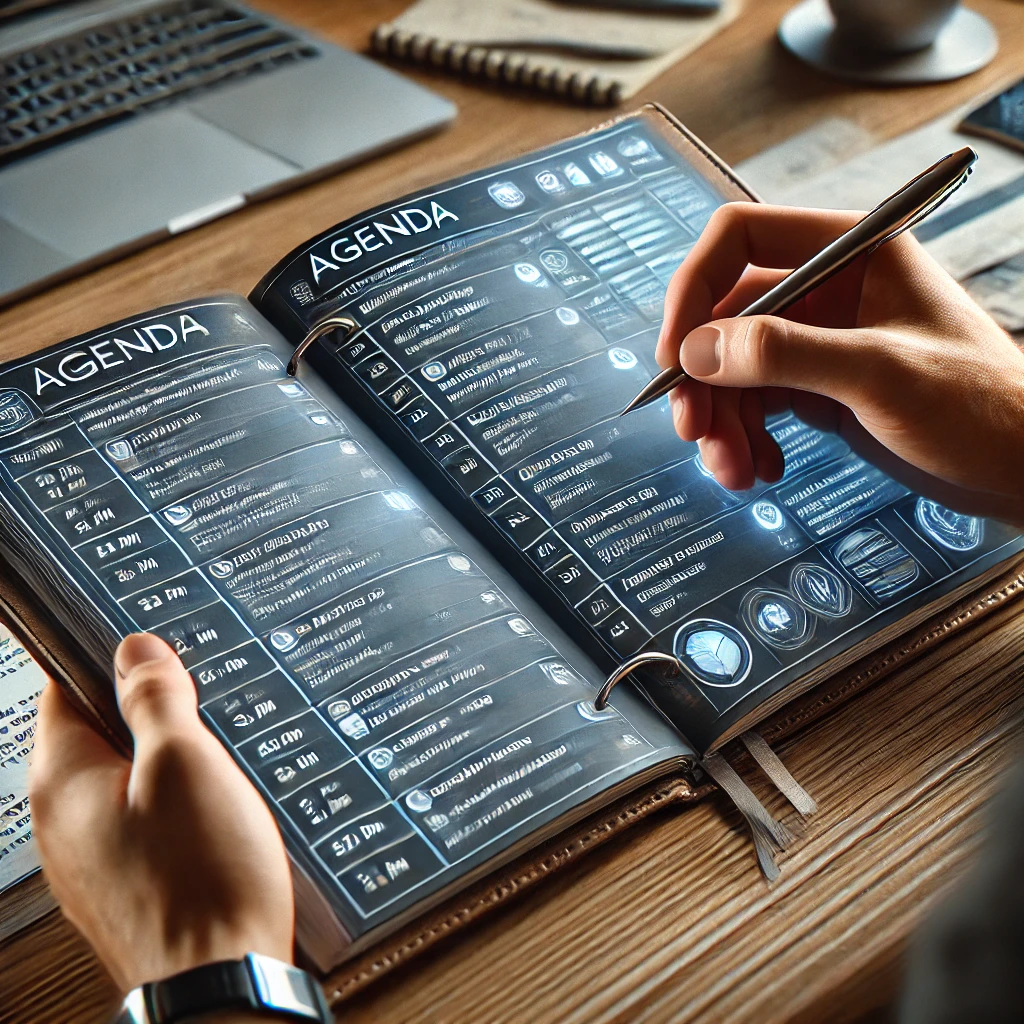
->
[
  {"left": 28, "top": 633, "right": 295, "bottom": 995},
  {"left": 655, "top": 202, "right": 1024, "bottom": 525}
]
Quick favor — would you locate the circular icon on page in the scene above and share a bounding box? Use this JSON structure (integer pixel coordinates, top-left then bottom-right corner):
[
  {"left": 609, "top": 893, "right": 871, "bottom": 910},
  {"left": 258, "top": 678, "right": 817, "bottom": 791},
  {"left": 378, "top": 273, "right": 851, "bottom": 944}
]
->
[
  {"left": 339, "top": 713, "right": 369, "bottom": 740},
  {"left": 535, "top": 170, "right": 566, "bottom": 194},
  {"left": 269, "top": 629, "right": 298, "bottom": 653},
  {"left": 541, "top": 250, "right": 569, "bottom": 273},
  {"left": 608, "top": 348, "right": 638, "bottom": 370},
  {"left": 789, "top": 562, "right": 853, "bottom": 619},
  {"left": 105, "top": 440, "right": 132, "bottom": 462},
  {"left": 367, "top": 748, "right": 393, "bottom": 771},
  {"left": 752, "top": 501, "right": 785, "bottom": 531},
  {"left": 673, "top": 619, "right": 752, "bottom": 688},
  {"left": 514, "top": 262, "right": 543, "bottom": 285},
  {"left": 163, "top": 505, "right": 192, "bottom": 526},
  {"left": 488, "top": 181, "right": 526, "bottom": 209},
  {"left": 327, "top": 699, "right": 351, "bottom": 720},
  {"left": 0, "top": 392, "right": 35, "bottom": 436},
  {"left": 915, "top": 498, "right": 983, "bottom": 551},
  {"left": 617, "top": 135, "right": 653, "bottom": 159},
  {"left": 406, "top": 789, "right": 433, "bottom": 813},
  {"left": 741, "top": 590, "right": 813, "bottom": 651}
]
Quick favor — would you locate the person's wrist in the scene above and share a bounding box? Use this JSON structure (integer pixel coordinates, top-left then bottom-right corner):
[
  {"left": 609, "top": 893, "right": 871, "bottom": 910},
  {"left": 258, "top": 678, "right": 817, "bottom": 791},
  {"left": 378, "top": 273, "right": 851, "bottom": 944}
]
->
[
  {"left": 117, "top": 926, "right": 293, "bottom": 993},
  {"left": 116, "top": 953, "right": 326, "bottom": 1024}
]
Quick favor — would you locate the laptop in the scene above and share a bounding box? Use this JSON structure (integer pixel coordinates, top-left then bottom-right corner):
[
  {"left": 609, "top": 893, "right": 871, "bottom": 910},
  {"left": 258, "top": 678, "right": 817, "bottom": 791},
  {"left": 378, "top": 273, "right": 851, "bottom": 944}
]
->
[{"left": 0, "top": 0, "right": 457, "bottom": 306}]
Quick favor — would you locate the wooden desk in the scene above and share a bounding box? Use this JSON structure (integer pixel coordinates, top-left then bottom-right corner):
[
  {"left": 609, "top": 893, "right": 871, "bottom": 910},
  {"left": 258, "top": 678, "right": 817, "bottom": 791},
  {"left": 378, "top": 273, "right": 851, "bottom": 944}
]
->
[{"left": 3, "top": 2, "right": 1024, "bottom": 1021}]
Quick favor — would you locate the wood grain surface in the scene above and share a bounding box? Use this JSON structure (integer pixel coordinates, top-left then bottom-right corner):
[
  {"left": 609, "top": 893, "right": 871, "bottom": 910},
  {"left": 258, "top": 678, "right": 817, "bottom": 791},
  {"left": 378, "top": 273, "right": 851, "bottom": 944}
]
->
[{"left": 2, "top": 1, "right": 1024, "bottom": 1022}]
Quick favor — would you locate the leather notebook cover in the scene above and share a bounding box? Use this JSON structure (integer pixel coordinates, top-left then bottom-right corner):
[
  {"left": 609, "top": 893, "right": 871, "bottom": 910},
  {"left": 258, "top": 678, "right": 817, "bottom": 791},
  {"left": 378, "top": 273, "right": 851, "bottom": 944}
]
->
[{"left": 318, "top": 554, "right": 1024, "bottom": 1002}]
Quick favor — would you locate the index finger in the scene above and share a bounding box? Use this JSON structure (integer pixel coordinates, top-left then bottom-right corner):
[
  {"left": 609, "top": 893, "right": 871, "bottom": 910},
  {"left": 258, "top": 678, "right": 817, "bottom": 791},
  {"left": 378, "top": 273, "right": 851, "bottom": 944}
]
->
[{"left": 655, "top": 203, "right": 863, "bottom": 368}]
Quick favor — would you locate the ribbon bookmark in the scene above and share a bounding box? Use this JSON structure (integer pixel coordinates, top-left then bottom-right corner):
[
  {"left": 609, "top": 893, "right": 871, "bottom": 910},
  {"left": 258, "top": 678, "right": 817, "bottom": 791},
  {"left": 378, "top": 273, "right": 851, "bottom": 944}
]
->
[
  {"left": 702, "top": 751, "right": 795, "bottom": 882},
  {"left": 740, "top": 731, "right": 818, "bottom": 817}
]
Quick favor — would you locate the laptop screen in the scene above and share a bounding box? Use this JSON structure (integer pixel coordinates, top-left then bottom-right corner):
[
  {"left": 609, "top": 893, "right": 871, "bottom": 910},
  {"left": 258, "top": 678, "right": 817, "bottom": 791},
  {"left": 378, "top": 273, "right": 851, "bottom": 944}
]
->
[{"left": 0, "top": 0, "right": 90, "bottom": 24}]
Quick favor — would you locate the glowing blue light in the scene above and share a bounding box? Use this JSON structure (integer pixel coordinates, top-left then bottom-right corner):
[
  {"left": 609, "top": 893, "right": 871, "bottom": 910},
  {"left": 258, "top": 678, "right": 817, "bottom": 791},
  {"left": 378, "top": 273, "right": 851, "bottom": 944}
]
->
[
  {"left": 915, "top": 499, "right": 983, "bottom": 551},
  {"left": 685, "top": 630, "right": 742, "bottom": 678},
  {"left": 752, "top": 501, "right": 785, "bottom": 531}
]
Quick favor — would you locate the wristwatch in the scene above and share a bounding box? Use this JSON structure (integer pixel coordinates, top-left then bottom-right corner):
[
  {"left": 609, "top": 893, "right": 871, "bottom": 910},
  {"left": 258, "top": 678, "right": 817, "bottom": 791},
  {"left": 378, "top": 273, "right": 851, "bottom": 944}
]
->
[{"left": 113, "top": 953, "right": 332, "bottom": 1024}]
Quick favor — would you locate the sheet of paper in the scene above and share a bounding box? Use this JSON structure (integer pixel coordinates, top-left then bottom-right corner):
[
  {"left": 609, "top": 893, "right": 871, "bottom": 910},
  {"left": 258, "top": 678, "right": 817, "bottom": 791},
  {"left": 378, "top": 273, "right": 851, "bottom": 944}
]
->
[
  {"left": 737, "top": 105, "right": 1024, "bottom": 281},
  {"left": 0, "top": 297, "right": 687, "bottom": 940},
  {"left": 964, "top": 252, "right": 1024, "bottom": 332},
  {"left": 734, "top": 117, "right": 877, "bottom": 200},
  {"left": 0, "top": 625, "right": 46, "bottom": 895}
]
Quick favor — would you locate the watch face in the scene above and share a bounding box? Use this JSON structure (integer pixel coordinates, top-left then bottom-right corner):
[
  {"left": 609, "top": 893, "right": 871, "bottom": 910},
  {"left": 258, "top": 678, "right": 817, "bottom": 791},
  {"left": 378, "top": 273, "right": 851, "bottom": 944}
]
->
[
  {"left": 116, "top": 990, "right": 148, "bottom": 1024},
  {"left": 245, "top": 953, "right": 330, "bottom": 1022}
]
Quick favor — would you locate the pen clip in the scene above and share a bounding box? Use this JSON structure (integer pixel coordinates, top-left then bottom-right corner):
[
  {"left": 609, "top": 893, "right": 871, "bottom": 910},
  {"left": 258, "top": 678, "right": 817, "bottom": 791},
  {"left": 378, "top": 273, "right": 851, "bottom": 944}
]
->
[{"left": 867, "top": 167, "right": 972, "bottom": 254}]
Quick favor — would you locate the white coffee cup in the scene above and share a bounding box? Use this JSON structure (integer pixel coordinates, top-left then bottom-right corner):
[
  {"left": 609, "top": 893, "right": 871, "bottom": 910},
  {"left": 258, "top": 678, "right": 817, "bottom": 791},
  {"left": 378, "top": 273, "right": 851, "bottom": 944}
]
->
[{"left": 827, "top": 0, "right": 961, "bottom": 52}]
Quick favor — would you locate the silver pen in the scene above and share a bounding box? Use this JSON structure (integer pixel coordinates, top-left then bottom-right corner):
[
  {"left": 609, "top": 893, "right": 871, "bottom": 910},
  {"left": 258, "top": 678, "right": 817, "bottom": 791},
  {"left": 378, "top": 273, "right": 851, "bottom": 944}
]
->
[{"left": 621, "top": 146, "right": 978, "bottom": 416}]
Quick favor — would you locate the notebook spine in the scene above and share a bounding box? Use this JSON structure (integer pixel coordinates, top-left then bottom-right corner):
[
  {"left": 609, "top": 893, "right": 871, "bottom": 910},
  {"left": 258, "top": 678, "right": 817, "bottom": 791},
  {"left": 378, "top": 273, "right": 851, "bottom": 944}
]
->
[{"left": 371, "top": 24, "right": 624, "bottom": 106}]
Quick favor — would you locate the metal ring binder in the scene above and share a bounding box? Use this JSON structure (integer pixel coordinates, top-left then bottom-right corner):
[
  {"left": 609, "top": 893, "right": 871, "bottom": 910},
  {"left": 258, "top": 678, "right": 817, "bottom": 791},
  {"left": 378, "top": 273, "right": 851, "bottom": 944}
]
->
[
  {"left": 593, "top": 651, "right": 681, "bottom": 711},
  {"left": 286, "top": 315, "right": 358, "bottom": 377}
]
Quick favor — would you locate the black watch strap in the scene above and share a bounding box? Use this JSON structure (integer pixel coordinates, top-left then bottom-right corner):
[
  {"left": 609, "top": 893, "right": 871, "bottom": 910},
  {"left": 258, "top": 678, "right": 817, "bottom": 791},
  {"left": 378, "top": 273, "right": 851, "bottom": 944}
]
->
[{"left": 114, "top": 953, "right": 332, "bottom": 1024}]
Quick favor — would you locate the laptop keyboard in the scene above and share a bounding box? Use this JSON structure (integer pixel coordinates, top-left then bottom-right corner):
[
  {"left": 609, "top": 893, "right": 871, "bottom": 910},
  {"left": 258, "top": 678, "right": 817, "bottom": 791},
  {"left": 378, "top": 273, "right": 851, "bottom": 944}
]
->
[{"left": 1, "top": 0, "right": 318, "bottom": 164}]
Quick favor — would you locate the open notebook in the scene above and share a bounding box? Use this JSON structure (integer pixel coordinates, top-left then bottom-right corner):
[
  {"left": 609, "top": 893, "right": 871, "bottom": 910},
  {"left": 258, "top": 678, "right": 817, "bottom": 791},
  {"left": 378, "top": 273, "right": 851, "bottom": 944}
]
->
[{"left": 0, "top": 106, "right": 1020, "bottom": 974}]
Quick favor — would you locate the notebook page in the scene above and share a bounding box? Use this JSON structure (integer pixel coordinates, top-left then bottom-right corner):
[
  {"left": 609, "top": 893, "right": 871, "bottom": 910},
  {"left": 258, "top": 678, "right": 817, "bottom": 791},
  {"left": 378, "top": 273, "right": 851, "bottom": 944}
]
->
[
  {"left": 0, "top": 297, "right": 687, "bottom": 942},
  {"left": 254, "top": 109, "right": 1024, "bottom": 752}
]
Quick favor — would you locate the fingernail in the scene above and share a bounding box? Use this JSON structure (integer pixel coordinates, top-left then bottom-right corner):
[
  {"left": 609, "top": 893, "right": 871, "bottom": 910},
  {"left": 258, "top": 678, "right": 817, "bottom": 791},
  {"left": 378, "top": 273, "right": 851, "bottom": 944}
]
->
[
  {"left": 115, "top": 633, "right": 174, "bottom": 679},
  {"left": 682, "top": 325, "right": 721, "bottom": 377}
]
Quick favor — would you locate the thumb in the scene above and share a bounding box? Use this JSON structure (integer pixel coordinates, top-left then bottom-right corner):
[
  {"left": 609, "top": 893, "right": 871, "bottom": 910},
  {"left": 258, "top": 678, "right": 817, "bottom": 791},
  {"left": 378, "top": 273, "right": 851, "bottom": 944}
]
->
[
  {"left": 680, "top": 317, "right": 900, "bottom": 409},
  {"left": 114, "top": 633, "right": 201, "bottom": 752}
]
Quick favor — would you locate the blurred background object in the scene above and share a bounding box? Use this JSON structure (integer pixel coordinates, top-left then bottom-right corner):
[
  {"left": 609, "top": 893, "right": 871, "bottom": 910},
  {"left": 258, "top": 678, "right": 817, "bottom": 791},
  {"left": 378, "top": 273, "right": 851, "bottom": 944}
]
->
[
  {"left": 778, "top": 0, "right": 998, "bottom": 83},
  {"left": 0, "top": 0, "right": 456, "bottom": 307},
  {"left": 372, "top": 0, "right": 742, "bottom": 106}
]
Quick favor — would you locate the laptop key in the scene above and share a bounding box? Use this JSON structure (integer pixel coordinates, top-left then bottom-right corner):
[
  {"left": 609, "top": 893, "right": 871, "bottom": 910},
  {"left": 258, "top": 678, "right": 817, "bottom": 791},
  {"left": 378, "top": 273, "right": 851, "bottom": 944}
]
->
[{"left": 0, "top": 0, "right": 319, "bottom": 165}]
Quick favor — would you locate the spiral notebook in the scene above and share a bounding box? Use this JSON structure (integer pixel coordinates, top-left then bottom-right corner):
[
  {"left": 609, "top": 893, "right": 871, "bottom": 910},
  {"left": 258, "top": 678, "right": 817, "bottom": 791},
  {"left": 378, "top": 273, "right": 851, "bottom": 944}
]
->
[
  {"left": 371, "top": 0, "right": 742, "bottom": 104},
  {"left": 0, "top": 105, "right": 1021, "bottom": 976}
]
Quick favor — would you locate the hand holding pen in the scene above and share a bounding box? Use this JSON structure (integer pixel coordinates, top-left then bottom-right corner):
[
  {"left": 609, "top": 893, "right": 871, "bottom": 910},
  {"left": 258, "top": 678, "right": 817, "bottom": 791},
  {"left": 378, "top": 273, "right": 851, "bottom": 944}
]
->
[
  {"left": 631, "top": 152, "right": 1024, "bottom": 526},
  {"left": 627, "top": 148, "right": 976, "bottom": 417}
]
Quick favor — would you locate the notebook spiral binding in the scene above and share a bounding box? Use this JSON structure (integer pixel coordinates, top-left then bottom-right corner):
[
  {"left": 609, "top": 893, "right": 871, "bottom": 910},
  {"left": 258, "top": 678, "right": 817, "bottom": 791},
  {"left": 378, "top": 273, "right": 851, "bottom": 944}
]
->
[{"left": 371, "top": 24, "right": 625, "bottom": 106}]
